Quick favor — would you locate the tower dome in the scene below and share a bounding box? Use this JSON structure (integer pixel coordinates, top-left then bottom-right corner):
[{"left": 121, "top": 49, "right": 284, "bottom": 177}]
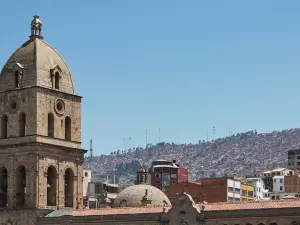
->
[{"left": 0, "top": 16, "right": 75, "bottom": 94}]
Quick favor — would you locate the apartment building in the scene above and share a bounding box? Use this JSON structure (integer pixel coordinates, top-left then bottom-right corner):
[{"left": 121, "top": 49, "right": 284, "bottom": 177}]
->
[
  {"left": 262, "top": 168, "right": 292, "bottom": 191},
  {"left": 246, "top": 177, "right": 268, "bottom": 200},
  {"left": 148, "top": 159, "right": 188, "bottom": 191},
  {"left": 241, "top": 183, "right": 254, "bottom": 201},
  {"left": 288, "top": 149, "right": 300, "bottom": 170}
]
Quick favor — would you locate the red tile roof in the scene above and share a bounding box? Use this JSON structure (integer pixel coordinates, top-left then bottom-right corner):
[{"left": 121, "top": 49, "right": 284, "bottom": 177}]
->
[
  {"left": 204, "top": 198, "right": 300, "bottom": 211},
  {"left": 72, "top": 199, "right": 300, "bottom": 216}
]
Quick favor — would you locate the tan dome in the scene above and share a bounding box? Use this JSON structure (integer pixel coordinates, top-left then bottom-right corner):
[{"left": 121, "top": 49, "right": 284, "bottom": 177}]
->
[
  {"left": 113, "top": 184, "right": 171, "bottom": 207},
  {"left": 0, "top": 18, "right": 75, "bottom": 94}
]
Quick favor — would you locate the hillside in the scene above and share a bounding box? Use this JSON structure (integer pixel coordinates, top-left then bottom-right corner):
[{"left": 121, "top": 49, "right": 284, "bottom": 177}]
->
[{"left": 84, "top": 129, "right": 300, "bottom": 184}]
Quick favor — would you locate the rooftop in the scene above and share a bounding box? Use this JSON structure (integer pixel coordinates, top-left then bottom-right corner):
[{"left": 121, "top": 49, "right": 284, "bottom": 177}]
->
[{"left": 56, "top": 198, "right": 300, "bottom": 216}]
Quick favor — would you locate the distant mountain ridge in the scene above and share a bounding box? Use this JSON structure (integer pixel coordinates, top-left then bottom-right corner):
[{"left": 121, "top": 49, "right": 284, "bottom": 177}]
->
[{"left": 84, "top": 129, "right": 300, "bottom": 183}]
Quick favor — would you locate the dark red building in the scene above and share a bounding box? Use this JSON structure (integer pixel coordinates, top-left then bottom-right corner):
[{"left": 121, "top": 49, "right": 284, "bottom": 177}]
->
[{"left": 148, "top": 159, "right": 188, "bottom": 191}]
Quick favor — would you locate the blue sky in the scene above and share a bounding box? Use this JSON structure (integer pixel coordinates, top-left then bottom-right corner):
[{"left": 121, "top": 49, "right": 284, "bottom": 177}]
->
[{"left": 1, "top": 1, "right": 300, "bottom": 155}]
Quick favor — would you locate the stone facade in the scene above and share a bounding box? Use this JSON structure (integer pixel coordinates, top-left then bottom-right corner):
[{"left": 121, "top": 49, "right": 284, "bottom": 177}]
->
[{"left": 0, "top": 16, "right": 86, "bottom": 225}]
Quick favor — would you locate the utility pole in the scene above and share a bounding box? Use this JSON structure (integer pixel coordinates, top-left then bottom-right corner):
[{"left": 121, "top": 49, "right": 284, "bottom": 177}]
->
[
  {"left": 145, "top": 130, "right": 148, "bottom": 149},
  {"left": 158, "top": 128, "right": 161, "bottom": 143}
]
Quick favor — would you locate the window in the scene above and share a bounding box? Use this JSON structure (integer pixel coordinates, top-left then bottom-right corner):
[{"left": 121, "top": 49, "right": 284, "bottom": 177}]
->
[
  {"left": 274, "top": 179, "right": 276, "bottom": 183},
  {"left": 15, "top": 165, "right": 26, "bottom": 206},
  {"left": 95, "top": 184, "right": 101, "bottom": 194},
  {"left": 170, "top": 174, "right": 177, "bottom": 179},
  {"left": 280, "top": 179, "right": 283, "bottom": 183},
  {"left": 271, "top": 196, "right": 275, "bottom": 200},
  {"left": 55, "top": 72, "right": 60, "bottom": 90},
  {"left": 1, "top": 115, "right": 8, "bottom": 139},
  {"left": 19, "top": 112, "right": 26, "bottom": 137},
  {"left": 85, "top": 172, "right": 88, "bottom": 177},
  {"left": 64, "top": 168, "right": 74, "bottom": 207},
  {"left": 155, "top": 173, "right": 161, "bottom": 178},
  {"left": 14, "top": 71, "right": 20, "bottom": 88},
  {"left": 47, "top": 113, "right": 54, "bottom": 137},
  {"left": 65, "top": 116, "right": 71, "bottom": 140},
  {"left": 156, "top": 180, "right": 161, "bottom": 184},
  {"left": 297, "top": 156, "right": 300, "bottom": 159},
  {"left": 280, "top": 186, "right": 283, "bottom": 191}
]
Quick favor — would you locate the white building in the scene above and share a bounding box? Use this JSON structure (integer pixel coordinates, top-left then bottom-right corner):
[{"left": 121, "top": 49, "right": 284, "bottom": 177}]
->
[
  {"left": 83, "top": 169, "right": 92, "bottom": 197},
  {"left": 247, "top": 177, "right": 268, "bottom": 200},
  {"left": 263, "top": 168, "right": 292, "bottom": 177},
  {"left": 273, "top": 175, "right": 284, "bottom": 193},
  {"left": 227, "top": 178, "right": 241, "bottom": 202}
]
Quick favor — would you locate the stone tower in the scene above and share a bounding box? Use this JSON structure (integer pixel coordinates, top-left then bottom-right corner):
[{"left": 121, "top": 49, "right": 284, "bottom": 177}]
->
[{"left": 0, "top": 15, "right": 86, "bottom": 215}]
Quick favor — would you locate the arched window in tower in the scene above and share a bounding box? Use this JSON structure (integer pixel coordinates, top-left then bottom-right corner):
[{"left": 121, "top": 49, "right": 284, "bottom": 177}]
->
[
  {"left": 0, "top": 167, "right": 8, "bottom": 207},
  {"left": 19, "top": 112, "right": 26, "bottom": 137},
  {"left": 64, "top": 168, "right": 74, "bottom": 207},
  {"left": 55, "top": 72, "right": 60, "bottom": 90},
  {"left": 14, "top": 71, "right": 20, "bottom": 88},
  {"left": 15, "top": 165, "right": 26, "bottom": 207},
  {"left": 47, "top": 113, "right": 54, "bottom": 137},
  {"left": 65, "top": 117, "right": 71, "bottom": 140},
  {"left": 47, "top": 166, "right": 57, "bottom": 206},
  {"left": 1, "top": 115, "right": 8, "bottom": 139}
]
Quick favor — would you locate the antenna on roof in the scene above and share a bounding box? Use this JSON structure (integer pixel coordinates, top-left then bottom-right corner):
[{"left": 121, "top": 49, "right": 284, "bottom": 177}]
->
[
  {"left": 158, "top": 128, "right": 161, "bottom": 143},
  {"left": 89, "top": 139, "right": 93, "bottom": 161}
]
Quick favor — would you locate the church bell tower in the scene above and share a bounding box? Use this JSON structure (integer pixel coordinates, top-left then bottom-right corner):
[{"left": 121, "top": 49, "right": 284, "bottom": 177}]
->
[{"left": 0, "top": 16, "right": 86, "bottom": 211}]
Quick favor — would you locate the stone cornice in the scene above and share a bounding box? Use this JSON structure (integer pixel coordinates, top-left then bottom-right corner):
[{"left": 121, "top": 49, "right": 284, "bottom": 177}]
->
[
  {"left": 0, "top": 140, "right": 87, "bottom": 153},
  {"left": 0, "top": 86, "right": 82, "bottom": 99}
]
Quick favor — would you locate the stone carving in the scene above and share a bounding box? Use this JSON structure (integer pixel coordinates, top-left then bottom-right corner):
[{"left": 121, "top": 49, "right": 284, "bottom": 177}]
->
[{"left": 166, "top": 193, "right": 204, "bottom": 225}]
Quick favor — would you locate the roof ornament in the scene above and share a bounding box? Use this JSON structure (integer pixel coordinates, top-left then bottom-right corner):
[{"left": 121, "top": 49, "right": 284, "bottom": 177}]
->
[
  {"left": 141, "top": 189, "right": 152, "bottom": 206},
  {"left": 30, "top": 15, "right": 43, "bottom": 40},
  {"left": 136, "top": 166, "right": 148, "bottom": 184}
]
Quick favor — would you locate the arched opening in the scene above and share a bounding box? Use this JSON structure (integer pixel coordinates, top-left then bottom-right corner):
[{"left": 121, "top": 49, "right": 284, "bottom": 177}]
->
[
  {"left": 0, "top": 167, "right": 8, "bottom": 207},
  {"left": 47, "top": 166, "right": 57, "bottom": 206},
  {"left": 1, "top": 115, "right": 8, "bottom": 139},
  {"left": 14, "top": 71, "right": 19, "bottom": 88},
  {"left": 19, "top": 112, "right": 26, "bottom": 137},
  {"left": 55, "top": 72, "right": 60, "bottom": 90},
  {"left": 64, "top": 168, "right": 74, "bottom": 207},
  {"left": 47, "top": 113, "right": 54, "bottom": 137},
  {"left": 15, "top": 165, "right": 26, "bottom": 207},
  {"left": 65, "top": 117, "right": 71, "bottom": 140}
]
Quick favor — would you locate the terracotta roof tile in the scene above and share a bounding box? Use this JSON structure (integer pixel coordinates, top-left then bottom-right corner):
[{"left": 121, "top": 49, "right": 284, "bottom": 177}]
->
[
  {"left": 72, "top": 199, "right": 300, "bottom": 216},
  {"left": 203, "top": 198, "right": 300, "bottom": 211}
]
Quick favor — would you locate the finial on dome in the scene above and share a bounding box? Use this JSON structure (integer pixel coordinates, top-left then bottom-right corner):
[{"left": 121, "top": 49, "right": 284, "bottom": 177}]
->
[{"left": 30, "top": 15, "right": 43, "bottom": 40}]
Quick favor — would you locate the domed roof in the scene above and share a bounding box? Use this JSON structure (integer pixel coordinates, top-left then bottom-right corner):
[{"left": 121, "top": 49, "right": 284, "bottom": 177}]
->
[
  {"left": 0, "top": 16, "right": 75, "bottom": 94},
  {"left": 113, "top": 184, "right": 171, "bottom": 208}
]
